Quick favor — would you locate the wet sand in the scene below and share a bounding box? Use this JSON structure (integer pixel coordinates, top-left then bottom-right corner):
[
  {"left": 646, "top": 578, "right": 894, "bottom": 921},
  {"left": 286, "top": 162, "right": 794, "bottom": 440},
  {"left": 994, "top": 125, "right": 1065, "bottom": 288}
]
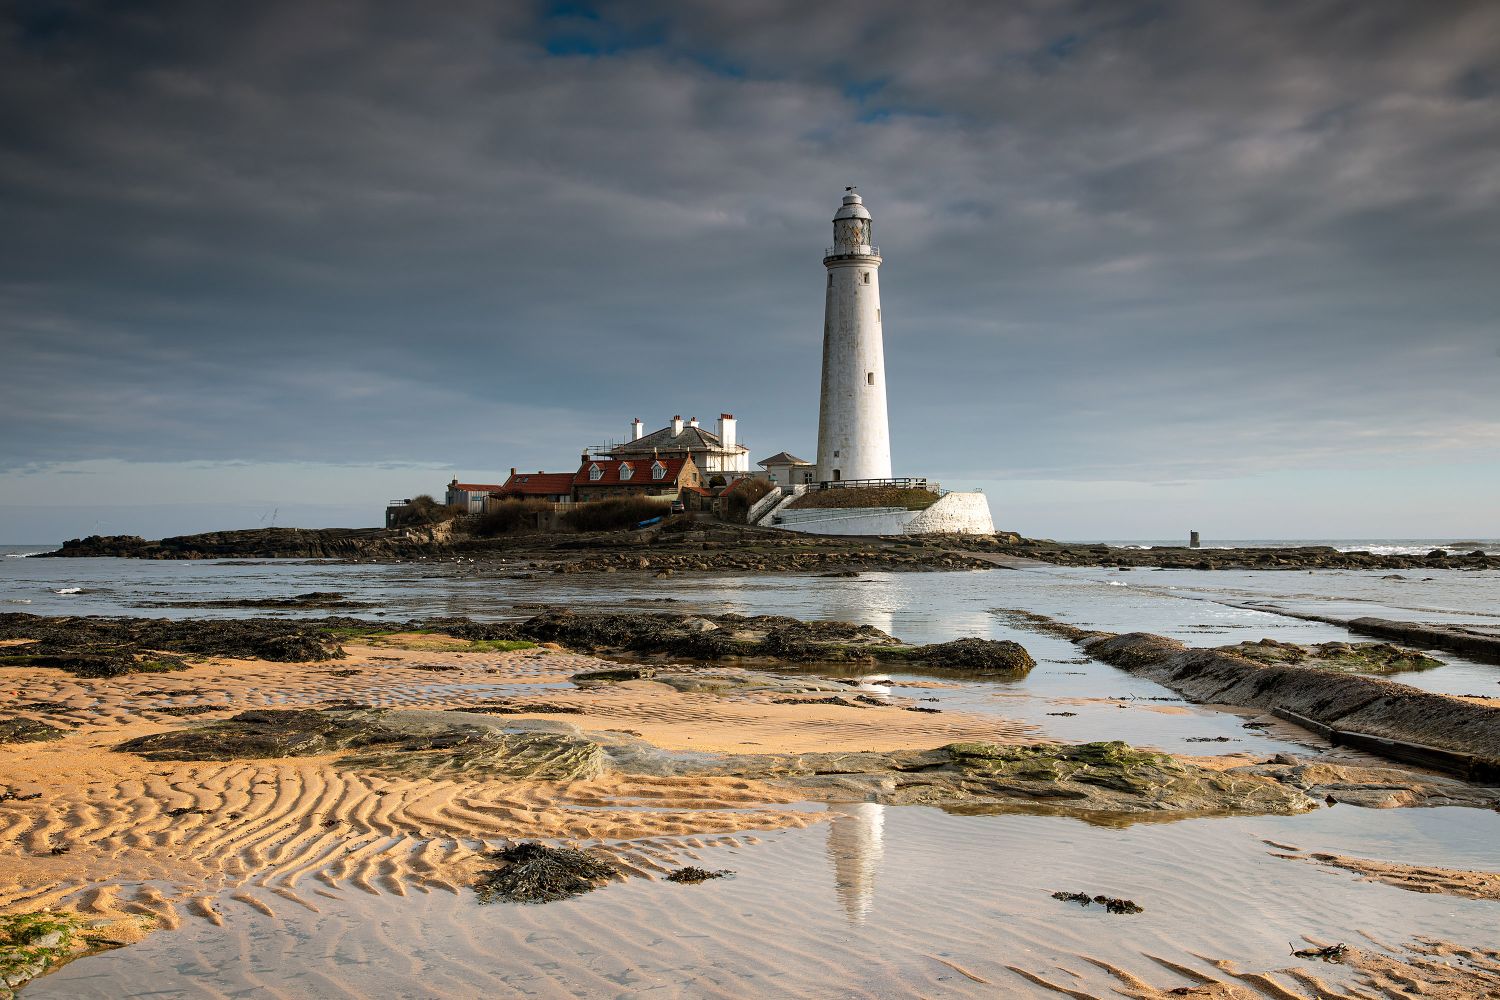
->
[
  {"left": 5, "top": 633, "right": 1500, "bottom": 997},
  {"left": 0, "top": 641, "right": 1035, "bottom": 929}
]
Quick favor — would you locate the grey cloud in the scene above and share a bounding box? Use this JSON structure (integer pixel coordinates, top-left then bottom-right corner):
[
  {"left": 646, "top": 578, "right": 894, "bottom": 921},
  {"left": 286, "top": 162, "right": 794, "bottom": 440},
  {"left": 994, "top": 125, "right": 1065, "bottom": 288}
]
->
[{"left": 1, "top": 0, "right": 1496, "bottom": 489}]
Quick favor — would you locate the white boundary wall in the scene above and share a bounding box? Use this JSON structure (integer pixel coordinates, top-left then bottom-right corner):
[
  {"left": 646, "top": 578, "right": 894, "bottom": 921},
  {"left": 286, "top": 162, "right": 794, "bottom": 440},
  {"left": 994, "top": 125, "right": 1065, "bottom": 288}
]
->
[
  {"left": 766, "top": 491, "right": 994, "bottom": 537},
  {"left": 901, "top": 492, "right": 994, "bottom": 535},
  {"left": 774, "top": 507, "right": 919, "bottom": 535}
]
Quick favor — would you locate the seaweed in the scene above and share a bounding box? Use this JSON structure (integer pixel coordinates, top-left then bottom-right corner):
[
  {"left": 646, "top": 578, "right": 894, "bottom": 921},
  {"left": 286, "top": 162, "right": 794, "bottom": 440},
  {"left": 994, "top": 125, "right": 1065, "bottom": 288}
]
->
[
  {"left": 665, "top": 867, "right": 733, "bottom": 884},
  {"left": 0, "top": 718, "right": 68, "bottom": 745},
  {"left": 472, "top": 843, "right": 617, "bottom": 904},
  {"left": 1049, "top": 891, "right": 1143, "bottom": 914}
]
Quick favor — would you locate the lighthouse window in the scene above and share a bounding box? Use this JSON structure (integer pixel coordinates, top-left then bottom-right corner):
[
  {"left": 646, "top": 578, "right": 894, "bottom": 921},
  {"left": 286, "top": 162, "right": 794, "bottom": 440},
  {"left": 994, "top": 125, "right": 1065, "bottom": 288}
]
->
[
  {"left": 862, "top": 272, "right": 870, "bottom": 284},
  {"left": 866, "top": 372, "right": 875, "bottom": 385},
  {"left": 828, "top": 273, "right": 833, "bottom": 288},
  {"left": 876, "top": 308, "right": 880, "bottom": 321}
]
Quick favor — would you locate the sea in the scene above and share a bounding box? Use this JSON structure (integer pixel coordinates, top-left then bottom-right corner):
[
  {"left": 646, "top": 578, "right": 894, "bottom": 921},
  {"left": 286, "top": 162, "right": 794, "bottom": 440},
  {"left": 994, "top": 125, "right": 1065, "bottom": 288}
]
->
[{"left": 4, "top": 539, "right": 1499, "bottom": 998}]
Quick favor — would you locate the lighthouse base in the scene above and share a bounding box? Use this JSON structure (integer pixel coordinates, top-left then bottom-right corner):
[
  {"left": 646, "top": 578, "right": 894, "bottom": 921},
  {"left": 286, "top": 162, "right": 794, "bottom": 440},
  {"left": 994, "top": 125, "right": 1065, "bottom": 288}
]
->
[{"left": 764, "top": 490, "right": 994, "bottom": 536}]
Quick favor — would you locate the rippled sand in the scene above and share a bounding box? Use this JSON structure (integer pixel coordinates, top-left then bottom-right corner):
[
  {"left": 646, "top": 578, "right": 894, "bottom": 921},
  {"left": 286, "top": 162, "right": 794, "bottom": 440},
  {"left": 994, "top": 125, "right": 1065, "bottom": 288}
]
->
[
  {"left": 4, "top": 639, "right": 1499, "bottom": 998},
  {"left": 0, "top": 642, "right": 1035, "bottom": 927}
]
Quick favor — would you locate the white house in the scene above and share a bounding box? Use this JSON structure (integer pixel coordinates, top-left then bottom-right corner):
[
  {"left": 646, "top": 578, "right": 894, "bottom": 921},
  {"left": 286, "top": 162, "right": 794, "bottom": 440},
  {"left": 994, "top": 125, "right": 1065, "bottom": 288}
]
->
[
  {"left": 757, "top": 451, "right": 815, "bottom": 487},
  {"left": 602, "top": 413, "right": 750, "bottom": 476}
]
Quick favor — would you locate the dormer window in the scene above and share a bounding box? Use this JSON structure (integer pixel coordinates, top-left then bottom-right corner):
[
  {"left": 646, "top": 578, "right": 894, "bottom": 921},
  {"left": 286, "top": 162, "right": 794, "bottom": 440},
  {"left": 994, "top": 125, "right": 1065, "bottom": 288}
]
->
[
  {"left": 651, "top": 461, "right": 667, "bottom": 480},
  {"left": 619, "top": 462, "right": 633, "bottom": 481},
  {"left": 588, "top": 463, "right": 602, "bottom": 481}
]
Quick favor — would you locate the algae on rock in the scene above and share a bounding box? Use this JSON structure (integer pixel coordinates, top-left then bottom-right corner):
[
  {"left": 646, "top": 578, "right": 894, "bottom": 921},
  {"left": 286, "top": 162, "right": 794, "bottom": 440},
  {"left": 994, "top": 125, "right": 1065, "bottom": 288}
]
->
[
  {"left": 0, "top": 717, "right": 68, "bottom": 745},
  {"left": 1, "top": 911, "right": 97, "bottom": 997},
  {"left": 117, "top": 711, "right": 1319, "bottom": 820},
  {"left": 1226, "top": 638, "right": 1442, "bottom": 674}
]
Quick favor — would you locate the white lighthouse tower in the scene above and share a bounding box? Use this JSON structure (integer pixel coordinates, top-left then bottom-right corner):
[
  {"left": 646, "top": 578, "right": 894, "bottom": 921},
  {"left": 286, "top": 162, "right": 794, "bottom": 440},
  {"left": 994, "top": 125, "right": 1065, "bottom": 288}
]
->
[{"left": 816, "top": 187, "right": 892, "bottom": 484}]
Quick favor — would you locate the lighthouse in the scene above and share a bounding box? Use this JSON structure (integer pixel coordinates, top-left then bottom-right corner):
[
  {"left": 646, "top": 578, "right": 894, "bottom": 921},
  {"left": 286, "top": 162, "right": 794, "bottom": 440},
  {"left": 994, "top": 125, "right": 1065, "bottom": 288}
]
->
[{"left": 815, "top": 187, "right": 892, "bottom": 484}]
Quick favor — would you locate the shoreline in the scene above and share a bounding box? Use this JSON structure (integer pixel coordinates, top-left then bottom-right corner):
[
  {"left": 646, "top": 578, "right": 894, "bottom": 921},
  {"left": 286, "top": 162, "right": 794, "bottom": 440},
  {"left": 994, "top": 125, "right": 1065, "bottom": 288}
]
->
[{"left": 25, "top": 524, "right": 1499, "bottom": 573}]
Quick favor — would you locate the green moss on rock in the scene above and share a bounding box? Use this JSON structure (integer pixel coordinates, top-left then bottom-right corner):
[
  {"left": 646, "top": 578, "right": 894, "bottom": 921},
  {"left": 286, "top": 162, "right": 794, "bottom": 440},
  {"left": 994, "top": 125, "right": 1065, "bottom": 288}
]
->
[
  {"left": 0, "top": 717, "right": 68, "bottom": 745},
  {"left": 1, "top": 911, "right": 85, "bottom": 995},
  {"left": 1227, "top": 638, "right": 1442, "bottom": 674}
]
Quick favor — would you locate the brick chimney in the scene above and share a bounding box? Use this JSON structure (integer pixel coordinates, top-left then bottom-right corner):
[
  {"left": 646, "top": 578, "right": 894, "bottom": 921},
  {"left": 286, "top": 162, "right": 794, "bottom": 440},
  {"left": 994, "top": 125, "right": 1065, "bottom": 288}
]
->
[
  {"left": 717, "top": 413, "right": 736, "bottom": 449},
  {"left": 671, "top": 414, "right": 683, "bottom": 435}
]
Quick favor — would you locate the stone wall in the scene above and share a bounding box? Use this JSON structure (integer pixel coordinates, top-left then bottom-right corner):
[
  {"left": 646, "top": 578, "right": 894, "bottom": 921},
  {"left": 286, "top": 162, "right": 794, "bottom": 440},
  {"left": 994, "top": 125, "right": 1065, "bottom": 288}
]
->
[
  {"left": 902, "top": 492, "right": 994, "bottom": 535},
  {"left": 766, "top": 490, "right": 994, "bottom": 537},
  {"left": 774, "top": 507, "right": 919, "bottom": 535}
]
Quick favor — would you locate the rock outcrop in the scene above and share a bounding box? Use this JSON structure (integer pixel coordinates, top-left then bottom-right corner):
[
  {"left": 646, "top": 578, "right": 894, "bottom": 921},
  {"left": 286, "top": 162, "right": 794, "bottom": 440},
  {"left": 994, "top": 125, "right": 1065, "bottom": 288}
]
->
[
  {"left": 116, "top": 711, "right": 1316, "bottom": 820},
  {"left": 1083, "top": 632, "right": 1500, "bottom": 781}
]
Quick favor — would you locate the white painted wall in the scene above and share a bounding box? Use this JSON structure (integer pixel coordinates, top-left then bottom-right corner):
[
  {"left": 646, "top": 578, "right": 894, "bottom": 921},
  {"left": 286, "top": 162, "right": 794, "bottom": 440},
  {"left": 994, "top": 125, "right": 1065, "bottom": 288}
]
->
[
  {"left": 775, "top": 507, "right": 918, "bottom": 535},
  {"left": 764, "top": 491, "right": 994, "bottom": 536},
  {"left": 816, "top": 192, "right": 892, "bottom": 484},
  {"left": 902, "top": 492, "right": 995, "bottom": 535}
]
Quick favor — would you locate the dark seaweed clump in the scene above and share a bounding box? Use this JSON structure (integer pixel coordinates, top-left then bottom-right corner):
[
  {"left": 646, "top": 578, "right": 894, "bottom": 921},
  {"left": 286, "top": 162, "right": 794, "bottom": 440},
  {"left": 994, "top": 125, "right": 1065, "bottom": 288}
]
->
[
  {"left": 664, "top": 867, "right": 732, "bottom": 884},
  {"left": 473, "top": 843, "right": 617, "bottom": 904},
  {"left": 0, "top": 613, "right": 345, "bottom": 674},
  {"left": 1050, "top": 890, "right": 1143, "bottom": 914},
  {"left": 0, "top": 717, "right": 69, "bottom": 744}
]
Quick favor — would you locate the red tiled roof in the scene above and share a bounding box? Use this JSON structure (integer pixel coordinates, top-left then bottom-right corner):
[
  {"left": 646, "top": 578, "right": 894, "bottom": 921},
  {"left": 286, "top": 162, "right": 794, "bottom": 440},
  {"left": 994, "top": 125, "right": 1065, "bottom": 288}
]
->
[
  {"left": 575, "top": 456, "right": 690, "bottom": 486},
  {"left": 497, "top": 472, "right": 575, "bottom": 497},
  {"left": 450, "top": 482, "right": 505, "bottom": 492}
]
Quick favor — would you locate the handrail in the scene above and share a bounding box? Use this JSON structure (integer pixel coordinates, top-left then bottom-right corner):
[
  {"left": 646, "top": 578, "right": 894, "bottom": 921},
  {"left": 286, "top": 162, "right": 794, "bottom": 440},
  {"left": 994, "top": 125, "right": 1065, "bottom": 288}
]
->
[
  {"left": 823, "top": 244, "right": 880, "bottom": 258},
  {"left": 813, "top": 477, "right": 928, "bottom": 491}
]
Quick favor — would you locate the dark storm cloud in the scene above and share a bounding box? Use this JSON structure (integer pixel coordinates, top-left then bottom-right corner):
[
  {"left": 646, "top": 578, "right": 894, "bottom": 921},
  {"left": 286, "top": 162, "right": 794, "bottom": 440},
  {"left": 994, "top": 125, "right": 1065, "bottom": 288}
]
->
[{"left": 1, "top": 0, "right": 1497, "bottom": 482}]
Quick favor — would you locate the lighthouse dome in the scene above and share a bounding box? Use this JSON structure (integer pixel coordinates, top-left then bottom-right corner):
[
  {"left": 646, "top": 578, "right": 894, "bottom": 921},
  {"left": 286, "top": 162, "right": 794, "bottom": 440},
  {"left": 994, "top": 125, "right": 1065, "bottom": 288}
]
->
[{"left": 833, "top": 189, "right": 871, "bottom": 221}]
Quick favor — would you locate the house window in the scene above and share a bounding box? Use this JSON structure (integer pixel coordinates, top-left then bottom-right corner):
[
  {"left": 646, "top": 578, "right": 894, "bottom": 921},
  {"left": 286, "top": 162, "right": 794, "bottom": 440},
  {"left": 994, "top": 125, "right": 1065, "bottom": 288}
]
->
[
  {"left": 652, "top": 462, "right": 666, "bottom": 480},
  {"left": 619, "top": 463, "right": 633, "bottom": 480},
  {"left": 862, "top": 272, "right": 870, "bottom": 284},
  {"left": 802, "top": 472, "right": 813, "bottom": 484},
  {"left": 588, "top": 464, "right": 602, "bottom": 481},
  {"left": 866, "top": 372, "right": 875, "bottom": 385}
]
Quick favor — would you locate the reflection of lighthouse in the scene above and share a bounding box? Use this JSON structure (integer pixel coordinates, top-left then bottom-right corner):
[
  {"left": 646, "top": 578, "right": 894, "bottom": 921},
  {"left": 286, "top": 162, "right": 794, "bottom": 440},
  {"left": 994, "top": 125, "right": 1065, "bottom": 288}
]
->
[{"left": 826, "top": 802, "right": 886, "bottom": 923}]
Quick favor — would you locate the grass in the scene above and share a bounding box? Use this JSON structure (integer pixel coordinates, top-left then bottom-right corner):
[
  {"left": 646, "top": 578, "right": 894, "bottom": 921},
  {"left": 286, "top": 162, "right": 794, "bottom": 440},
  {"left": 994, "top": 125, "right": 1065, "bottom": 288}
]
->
[
  {"left": 786, "top": 487, "right": 940, "bottom": 511},
  {"left": 563, "top": 496, "right": 671, "bottom": 532}
]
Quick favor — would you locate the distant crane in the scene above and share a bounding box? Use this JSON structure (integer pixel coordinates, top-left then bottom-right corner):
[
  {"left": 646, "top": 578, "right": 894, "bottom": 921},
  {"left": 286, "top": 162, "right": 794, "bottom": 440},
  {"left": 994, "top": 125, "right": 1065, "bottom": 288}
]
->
[{"left": 259, "top": 507, "right": 279, "bottom": 527}]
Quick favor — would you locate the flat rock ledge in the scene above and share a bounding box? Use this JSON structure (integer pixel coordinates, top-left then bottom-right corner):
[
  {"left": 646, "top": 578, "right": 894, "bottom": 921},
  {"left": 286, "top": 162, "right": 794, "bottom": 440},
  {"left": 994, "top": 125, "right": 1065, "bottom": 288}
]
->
[
  {"left": 116, "top": 710, "right": 1314, "bottom": 821},
  {"left": 1083, "top": 632, "right": 1500, "bottom": 782},
  {"left": 0, "top": 609, "right": 1035, "bottom": 678},
  {"left": 510, "top": 609, "right": 1036, "bottom": 675}
]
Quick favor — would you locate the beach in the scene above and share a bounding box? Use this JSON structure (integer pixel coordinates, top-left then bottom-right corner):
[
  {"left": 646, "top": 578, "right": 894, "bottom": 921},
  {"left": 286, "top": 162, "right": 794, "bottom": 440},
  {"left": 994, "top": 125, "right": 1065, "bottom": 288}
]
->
[{"left": 2, "top": 548, "right": 1499, "bottom": 998}]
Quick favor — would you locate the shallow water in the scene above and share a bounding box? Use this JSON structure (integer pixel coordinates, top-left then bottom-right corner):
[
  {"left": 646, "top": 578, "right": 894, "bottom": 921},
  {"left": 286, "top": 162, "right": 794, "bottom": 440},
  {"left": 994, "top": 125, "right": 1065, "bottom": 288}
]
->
[
  {"left": 4, "top": 551, "right": 1497, "bottom": 697},
  {"left": 28, "top": 804, "right": 1500, "bottom": 999}
]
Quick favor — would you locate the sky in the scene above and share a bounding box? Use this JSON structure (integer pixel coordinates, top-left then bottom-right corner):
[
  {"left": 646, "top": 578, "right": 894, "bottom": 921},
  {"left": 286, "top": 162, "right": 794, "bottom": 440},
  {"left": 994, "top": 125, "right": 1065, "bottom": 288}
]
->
[{"left": 2, "top": 0, "right": 1498, "bottom": 543}]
